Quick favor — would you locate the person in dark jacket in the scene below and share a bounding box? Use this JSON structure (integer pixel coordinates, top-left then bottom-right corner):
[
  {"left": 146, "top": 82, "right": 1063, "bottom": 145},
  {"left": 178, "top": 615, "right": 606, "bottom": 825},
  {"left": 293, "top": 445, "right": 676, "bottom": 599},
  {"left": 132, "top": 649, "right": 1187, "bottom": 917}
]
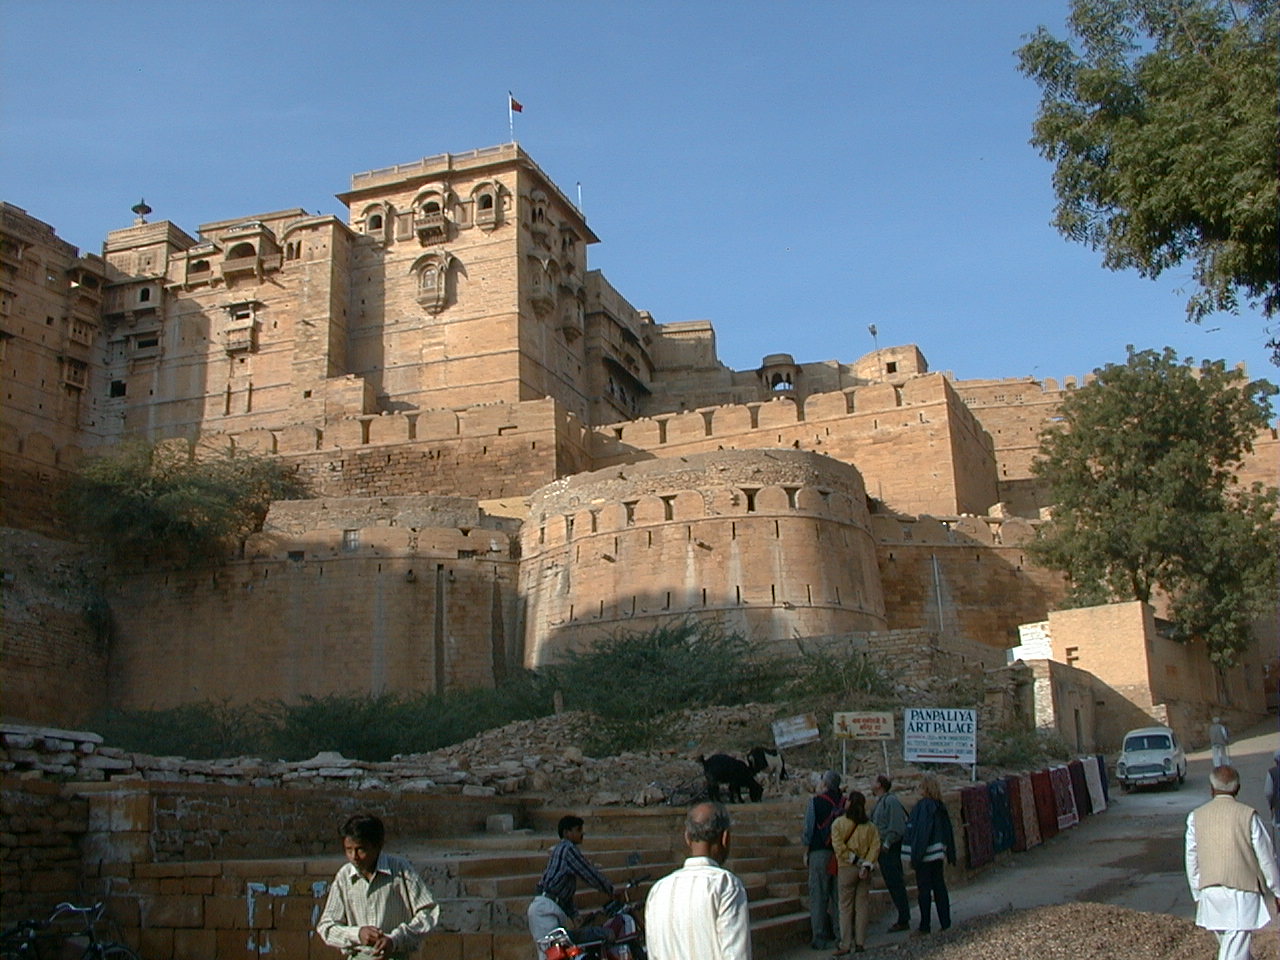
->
[
  {"left": 801, "top": 771, "right": 844, "bottom": 949},
  {"left": 870, "top": 774, "right": 911, "bottom": 932},
  {"left": 901, "top": 774, "right": 956, "bottom": 933}
]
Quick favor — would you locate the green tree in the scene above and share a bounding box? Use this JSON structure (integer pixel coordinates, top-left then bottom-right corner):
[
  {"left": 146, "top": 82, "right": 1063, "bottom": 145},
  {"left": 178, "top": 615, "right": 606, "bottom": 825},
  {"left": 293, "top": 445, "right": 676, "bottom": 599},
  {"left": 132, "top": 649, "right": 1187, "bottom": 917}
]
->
[
  {"left": 1017, "top": 1, "right": 1280, "bottom": 357},
  {"left": 64, "top": 440, "right": 308, "bottom": 566},
  {"left": 1031, "top": 347, "right": 1278, "bottom": 664}
]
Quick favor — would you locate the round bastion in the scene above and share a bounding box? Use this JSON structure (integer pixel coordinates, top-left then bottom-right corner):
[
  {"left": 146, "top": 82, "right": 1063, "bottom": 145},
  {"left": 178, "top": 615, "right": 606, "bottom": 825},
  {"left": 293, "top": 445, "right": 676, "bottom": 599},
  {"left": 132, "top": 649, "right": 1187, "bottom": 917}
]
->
[{"left": 519, "top": 448, "right": 888, "bottom": 667}]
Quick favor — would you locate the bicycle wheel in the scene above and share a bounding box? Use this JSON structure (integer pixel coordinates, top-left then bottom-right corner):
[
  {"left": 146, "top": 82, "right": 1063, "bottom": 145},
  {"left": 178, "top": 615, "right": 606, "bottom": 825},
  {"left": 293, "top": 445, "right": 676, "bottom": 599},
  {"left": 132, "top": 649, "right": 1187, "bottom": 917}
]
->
[{"left": 83, "top": 943, "right": 140, "bottom": 960}]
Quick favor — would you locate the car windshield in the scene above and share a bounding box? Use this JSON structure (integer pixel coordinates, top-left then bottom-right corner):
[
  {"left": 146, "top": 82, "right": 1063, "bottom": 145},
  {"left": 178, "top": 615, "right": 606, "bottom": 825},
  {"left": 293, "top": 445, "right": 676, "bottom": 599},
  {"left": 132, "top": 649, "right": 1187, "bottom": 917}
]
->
[{"left": 1125, "top": 734, "right": 1171, "bottom": 752}]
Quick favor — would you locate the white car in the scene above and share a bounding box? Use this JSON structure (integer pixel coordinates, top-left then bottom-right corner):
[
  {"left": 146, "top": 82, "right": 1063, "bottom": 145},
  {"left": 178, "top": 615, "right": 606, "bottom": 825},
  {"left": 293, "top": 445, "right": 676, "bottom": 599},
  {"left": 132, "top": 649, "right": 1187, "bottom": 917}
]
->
[{"left": 1116, "top": 725, "right": 1187, "bottom": 790}]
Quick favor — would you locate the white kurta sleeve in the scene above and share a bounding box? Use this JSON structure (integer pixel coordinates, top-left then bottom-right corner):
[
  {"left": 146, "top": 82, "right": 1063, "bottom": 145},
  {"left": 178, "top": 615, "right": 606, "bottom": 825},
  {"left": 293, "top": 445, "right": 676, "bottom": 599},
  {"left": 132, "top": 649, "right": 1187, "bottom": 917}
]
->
[{"left": 1184, "top": 812, "right": 1201, "bottom": 902}]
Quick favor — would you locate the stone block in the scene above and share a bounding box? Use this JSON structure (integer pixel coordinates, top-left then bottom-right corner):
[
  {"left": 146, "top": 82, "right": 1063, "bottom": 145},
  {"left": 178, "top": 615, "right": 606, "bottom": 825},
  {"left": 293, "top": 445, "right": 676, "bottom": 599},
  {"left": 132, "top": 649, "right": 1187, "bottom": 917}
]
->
[
  {"left": 172, "top": 927, "right": 216, "bottom": 957},
  {"left": 138, "top": 926, "right": 174, "bottom": 960},
  {"left": 141, "top": 894, "right": 203, "bottom": 928},
  {"left": 485, "top": 813, "right": 514, "bottom": 834}
]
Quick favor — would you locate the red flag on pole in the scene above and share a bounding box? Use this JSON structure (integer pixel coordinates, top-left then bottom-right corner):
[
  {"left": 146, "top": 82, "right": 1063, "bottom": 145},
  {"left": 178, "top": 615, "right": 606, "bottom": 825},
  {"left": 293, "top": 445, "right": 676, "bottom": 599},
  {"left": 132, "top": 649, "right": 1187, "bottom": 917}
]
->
[{"left": 509, "top": 94, "right": 523, "bottom": 113}]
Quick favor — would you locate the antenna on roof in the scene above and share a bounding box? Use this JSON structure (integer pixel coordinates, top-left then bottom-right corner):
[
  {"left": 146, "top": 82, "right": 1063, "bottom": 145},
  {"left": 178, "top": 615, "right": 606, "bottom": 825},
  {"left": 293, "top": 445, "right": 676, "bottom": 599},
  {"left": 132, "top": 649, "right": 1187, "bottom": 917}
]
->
[{"left": 131, "top": 199, "right": 152, "bottom": 226}]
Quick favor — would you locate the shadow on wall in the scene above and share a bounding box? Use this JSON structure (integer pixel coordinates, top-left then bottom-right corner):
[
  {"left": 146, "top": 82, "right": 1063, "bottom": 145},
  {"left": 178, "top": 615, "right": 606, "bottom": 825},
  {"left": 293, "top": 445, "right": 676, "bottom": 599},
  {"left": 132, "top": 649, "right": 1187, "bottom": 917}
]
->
[{"left": 522, "top": 587, "right": 890, "bottom": 671}]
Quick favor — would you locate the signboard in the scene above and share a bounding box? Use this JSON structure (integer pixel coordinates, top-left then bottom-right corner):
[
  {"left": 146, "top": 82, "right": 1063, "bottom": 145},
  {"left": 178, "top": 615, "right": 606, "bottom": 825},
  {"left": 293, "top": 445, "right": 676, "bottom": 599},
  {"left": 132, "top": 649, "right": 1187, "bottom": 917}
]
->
[
  {"left": 902, "top": 707, "right": 976, "bottom": 765},
  {"left": 833, "top": 711, "right": 894, "bottom": 740},
  {"left": 771, "top": 713, "right": 820, "bottom": 749}
]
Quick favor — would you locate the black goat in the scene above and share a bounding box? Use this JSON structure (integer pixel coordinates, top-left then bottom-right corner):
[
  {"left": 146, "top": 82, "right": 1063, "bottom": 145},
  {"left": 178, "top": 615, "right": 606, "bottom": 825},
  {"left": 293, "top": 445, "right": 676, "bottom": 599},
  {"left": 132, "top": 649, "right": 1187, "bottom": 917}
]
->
[{"left": 699, "top": 753, "right": 763, "bottom": 803}]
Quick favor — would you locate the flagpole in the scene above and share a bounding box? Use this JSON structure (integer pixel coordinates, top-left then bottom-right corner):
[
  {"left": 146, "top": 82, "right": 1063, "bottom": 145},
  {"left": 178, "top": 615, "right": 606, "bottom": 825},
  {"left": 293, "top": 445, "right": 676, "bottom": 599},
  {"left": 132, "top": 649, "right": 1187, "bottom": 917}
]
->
[{"left": 508, "top": 92, "right": 514, "bottom": 142}]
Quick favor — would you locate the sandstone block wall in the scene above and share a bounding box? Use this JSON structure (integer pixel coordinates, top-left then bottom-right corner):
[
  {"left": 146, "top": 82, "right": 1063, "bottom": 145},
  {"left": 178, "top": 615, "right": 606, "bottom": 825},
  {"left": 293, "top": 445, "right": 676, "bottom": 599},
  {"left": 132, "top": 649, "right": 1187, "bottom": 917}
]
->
[
  {"left": 520, "top": 450, "right": 887, "bottom": 665},
  {"left": 105, "top": 538, "right": 520, "bottom": 711},
  {"left": 587, "top": 373, "right": 998, "bottom": 517},
  {"left": 218, "top": 397, "right": 592, "bottom": 502},
  {"left": 873, "top": 515, "right": 1067, "bottom": 649},
  {"left": 0, "top": 778, "right": 89, "bottom": 925},
  {"left": 0, "top": 530, "right": 108, "bottom": 725}
]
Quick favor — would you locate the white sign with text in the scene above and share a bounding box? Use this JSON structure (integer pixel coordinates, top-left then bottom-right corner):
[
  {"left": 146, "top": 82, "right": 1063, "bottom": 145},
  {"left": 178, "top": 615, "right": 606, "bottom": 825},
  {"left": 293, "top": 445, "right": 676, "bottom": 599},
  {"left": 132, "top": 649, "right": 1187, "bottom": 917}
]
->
[{"left": 902, "top": 707, "right": 976, "bottom": 764}]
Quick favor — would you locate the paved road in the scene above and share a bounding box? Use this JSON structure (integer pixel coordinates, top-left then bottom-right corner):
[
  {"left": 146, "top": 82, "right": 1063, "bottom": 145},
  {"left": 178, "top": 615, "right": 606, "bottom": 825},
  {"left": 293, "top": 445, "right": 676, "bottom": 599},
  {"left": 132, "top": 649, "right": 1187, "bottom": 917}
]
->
[{"left": 776, "top": 719, "right": 1279, "bottom": 958}]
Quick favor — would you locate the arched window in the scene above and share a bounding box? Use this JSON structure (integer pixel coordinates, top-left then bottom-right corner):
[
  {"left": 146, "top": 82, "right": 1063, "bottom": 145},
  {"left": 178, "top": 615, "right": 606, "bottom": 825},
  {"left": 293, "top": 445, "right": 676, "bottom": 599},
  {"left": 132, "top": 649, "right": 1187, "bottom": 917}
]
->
[
  {"left": 228, "top": 242, "right": 256, "bottom": 259},
  {"left": 368, "top": 214, "right": 383, "bottom": 231},
  {"left": 192, "top": 259, "right": 211, "bottom": 272},
  {"left": 139, "top": 287, "right": 152, "bottom": 303},
  {"left": 478, "top": 194, "right": 494, "bottom": 211}
]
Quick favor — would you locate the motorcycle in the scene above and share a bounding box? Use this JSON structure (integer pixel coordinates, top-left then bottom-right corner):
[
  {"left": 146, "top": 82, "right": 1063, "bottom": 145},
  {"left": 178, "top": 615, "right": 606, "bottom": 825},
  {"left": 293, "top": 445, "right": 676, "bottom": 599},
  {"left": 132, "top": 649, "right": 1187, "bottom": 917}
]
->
[{"left": 535, "top": 874, "right": 649, "bottom": 960}]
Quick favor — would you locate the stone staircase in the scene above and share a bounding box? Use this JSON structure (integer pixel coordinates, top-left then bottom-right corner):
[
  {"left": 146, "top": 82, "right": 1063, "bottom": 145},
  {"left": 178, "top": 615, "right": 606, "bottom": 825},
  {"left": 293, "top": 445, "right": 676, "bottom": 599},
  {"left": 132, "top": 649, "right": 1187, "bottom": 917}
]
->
[{"left": 406, "top": 800, "right": 820, "bottom": 958}]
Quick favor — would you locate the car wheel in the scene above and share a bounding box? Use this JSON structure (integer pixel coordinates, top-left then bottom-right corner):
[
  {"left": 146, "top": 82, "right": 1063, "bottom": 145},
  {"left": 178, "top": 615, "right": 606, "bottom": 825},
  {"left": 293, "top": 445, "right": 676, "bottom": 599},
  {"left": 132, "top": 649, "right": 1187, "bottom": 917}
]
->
[{"left": 1178, "top": 766, "right": 1186, "bottom": 784}]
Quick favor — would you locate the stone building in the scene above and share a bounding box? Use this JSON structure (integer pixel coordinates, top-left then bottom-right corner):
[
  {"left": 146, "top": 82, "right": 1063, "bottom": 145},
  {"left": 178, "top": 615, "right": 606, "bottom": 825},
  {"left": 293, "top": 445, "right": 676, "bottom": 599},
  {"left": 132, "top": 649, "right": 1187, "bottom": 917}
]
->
[{"left": 1, "top": 144, "right": 1273, "bottom": 728}]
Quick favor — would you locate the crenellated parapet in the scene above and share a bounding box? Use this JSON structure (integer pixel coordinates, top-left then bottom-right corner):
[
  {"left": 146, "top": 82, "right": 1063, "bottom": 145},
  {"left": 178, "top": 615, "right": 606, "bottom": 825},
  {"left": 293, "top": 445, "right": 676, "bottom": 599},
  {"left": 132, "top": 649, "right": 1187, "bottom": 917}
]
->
[
  {"left": 585, "top": 372, "right": 996, "bottom": 517},
  {"left": 519, "top": 449, "right": 887, "bottom": 667}
]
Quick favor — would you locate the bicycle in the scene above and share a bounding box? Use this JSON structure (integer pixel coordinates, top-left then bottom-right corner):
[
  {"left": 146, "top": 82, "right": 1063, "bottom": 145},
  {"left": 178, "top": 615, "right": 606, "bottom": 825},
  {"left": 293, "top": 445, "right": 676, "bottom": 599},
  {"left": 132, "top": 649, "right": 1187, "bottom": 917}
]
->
[{"left": 0, "top": 902, "right": 139, "bottom": 960}]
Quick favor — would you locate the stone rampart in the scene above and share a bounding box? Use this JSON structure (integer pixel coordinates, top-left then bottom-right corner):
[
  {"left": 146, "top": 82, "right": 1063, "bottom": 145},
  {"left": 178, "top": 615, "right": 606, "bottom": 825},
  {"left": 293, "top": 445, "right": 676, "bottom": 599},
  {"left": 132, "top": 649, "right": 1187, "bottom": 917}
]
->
[
  {"left": 520, "top": 449, "right": 887, "bottom": 665},
  {"left": 0, "top": 529, "right": 108, "bottom": 725},
  {"left": 105, "top": 529, "right": 521, "bottom": 710},
  {"left": 198, "top": 397, "right": 592, "bottom": 501},
  {"left": 586, "top": 372, "right": 998, "bottom": 517},
  {"left": 872, "top": 514, "right": 1067, "bottom": 649}
]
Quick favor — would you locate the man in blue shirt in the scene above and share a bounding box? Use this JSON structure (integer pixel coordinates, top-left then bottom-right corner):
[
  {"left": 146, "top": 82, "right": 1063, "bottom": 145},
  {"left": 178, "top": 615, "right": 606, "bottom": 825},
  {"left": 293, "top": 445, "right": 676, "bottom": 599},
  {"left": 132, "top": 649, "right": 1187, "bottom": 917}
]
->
[{"left": 528, "top": 815, "right": 619, "bottom": 957}]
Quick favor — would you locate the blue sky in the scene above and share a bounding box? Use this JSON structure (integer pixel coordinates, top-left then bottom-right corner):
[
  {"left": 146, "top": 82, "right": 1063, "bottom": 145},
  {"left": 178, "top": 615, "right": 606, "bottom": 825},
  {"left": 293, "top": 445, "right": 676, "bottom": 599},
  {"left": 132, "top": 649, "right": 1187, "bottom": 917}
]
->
[{"left": 2, "top": 0, "right": 1274, "bottom": 388}]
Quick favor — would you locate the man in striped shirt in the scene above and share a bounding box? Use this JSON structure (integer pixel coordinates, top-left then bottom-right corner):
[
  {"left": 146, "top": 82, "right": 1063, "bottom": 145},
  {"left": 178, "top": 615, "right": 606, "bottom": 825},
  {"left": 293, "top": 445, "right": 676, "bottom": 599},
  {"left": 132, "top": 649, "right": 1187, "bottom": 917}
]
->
[
  {"left": 645, "top": 802, "right": 752, "bottom": 960},
  {"left": 317, "top": 814, "right": 440, "bottom": 958},
  {"left": 528, "top": 815, "right": 619, "bottom": 956}
]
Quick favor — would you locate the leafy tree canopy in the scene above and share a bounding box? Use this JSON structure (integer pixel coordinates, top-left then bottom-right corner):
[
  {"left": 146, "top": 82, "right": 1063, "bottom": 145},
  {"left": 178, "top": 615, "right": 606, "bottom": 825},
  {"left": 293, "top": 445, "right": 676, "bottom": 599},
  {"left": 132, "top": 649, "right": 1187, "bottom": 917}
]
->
[
  {"left": 1030, "top": 347, "right": 1278, "bottom": 665},
  {"left": 1017, "top": 1, "right": 1280, "bottom": 357},
  {"left": 64, "top": 440, "right": 308, "bottom": 566}
]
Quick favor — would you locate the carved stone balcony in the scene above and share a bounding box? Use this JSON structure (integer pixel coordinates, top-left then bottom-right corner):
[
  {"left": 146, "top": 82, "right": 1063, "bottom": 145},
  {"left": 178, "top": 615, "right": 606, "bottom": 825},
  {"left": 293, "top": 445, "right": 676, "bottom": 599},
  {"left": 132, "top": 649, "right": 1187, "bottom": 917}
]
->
[{"left": 415, "top": 212, "right": 447, "bottom": 245}]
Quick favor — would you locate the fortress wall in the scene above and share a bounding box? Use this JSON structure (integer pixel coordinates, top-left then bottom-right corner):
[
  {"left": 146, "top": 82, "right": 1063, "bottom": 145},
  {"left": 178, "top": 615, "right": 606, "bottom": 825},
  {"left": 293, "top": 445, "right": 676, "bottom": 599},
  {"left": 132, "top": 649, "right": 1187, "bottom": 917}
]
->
[
  {"left": 0, "top": 530, "right": 107, "bottom": 725},
  {"left": 520, "top": 450, "right": 887, "bottom": 666},
  {"left": 874, "top": 515, "right": 1067, "bottom": 650},
  {"left": 222, "top": 397, "right": 577, "bottom": 501},
  {"left": 586, "top": 373, "right": 995, "bottom": 516},
  {"left": 952, "top": 377, "right": 1073, "bottom": 516},
  {"left": 105, "top": 536, "right": 520, "bottom": 711},
  {"left": 0, "top": 446, "right": 72, "bottom": 533},
  {"left": 1239, "top": 425, "right": 1279, "bottom": 492}
]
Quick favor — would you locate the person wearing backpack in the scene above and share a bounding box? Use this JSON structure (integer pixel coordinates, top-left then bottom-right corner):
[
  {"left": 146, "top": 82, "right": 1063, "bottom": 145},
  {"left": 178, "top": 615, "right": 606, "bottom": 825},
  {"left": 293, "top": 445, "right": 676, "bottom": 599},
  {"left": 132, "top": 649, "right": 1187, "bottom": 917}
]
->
[{"left": 801, "top": 770, "right": 845, "bottom": 949}]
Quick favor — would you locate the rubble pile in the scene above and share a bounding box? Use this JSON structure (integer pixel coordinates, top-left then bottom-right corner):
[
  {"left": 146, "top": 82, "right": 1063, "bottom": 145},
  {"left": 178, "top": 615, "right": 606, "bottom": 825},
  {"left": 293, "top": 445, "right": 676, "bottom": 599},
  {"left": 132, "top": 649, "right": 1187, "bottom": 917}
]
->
[{"left": 0, "top": 701, "right": 996, "bottom": 806}]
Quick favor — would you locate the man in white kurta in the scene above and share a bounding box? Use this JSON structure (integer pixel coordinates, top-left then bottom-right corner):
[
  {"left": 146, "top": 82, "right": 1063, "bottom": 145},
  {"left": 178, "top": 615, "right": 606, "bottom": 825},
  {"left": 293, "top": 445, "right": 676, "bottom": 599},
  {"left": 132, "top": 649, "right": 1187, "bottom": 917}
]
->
[
  {"left": 1184, "top": 766, "right": 1280, "bottom": 960},
  {"left": 646, "top": 801, "right": 752, "bottom": 960}
]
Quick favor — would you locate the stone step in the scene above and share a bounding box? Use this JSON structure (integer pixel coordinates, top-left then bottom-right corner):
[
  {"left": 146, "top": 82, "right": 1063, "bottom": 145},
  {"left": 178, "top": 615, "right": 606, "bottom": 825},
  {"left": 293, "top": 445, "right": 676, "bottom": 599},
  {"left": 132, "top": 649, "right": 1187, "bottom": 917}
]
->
[{"left": 749, "top": 909, "right": 813, "bottom": 955}]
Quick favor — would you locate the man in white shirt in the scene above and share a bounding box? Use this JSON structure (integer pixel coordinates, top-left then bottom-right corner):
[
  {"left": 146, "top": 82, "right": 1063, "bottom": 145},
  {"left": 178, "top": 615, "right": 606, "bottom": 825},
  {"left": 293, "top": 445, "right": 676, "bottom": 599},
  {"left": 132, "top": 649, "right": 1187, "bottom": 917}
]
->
[
  {"left": 1184, "top": 766, "right": 1280, "bottom": 960},
  {"left": 317, "top": 814, "right": 440, "bottom": 958},
  {"left": 646, "top": 801, "right": 752, "bottom": 960}
]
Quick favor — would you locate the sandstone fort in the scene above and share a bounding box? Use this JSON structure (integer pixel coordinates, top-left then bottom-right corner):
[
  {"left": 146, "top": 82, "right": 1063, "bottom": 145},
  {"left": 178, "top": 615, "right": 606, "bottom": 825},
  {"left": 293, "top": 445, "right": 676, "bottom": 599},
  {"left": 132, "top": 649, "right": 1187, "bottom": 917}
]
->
[{"left": 2, "top": 142, "right": 1275, "bottom": 742}]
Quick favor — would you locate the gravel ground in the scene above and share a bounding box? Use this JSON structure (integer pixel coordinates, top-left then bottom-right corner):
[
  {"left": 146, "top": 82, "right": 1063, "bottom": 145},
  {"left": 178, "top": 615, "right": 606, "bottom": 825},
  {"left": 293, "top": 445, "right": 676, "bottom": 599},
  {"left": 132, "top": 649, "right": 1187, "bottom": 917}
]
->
[{"left": 832, "top": 902, "right": 1278, "bottom": 960}]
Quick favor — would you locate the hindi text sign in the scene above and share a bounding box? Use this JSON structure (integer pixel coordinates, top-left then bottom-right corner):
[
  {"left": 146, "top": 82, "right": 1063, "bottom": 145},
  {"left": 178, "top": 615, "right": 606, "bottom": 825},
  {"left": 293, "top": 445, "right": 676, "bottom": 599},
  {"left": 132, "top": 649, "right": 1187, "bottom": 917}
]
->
[{"left": 833, "top": 711, "right": 894, "bottom": 740}]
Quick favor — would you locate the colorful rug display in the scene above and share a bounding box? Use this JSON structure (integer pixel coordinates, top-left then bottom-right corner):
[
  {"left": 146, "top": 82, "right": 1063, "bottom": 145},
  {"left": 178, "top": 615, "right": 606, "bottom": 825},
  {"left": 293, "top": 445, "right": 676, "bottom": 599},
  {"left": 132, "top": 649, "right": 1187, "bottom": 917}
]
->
[
  {"left": 1015, "top": 773, "right": 1041, "bottom": 849},
  {"left": 987, "top": 778, "right": 1015, "bottom": 854},
  {"left": 1030, "top": 769, "right": 1059, "bottom": 840},
  {"left": 961, "top": 783, "right": 995, "bottom": 868},
  {"left": 1082, "top": 755, "right": 1107, "bottom": 813},
  {"left": 1068, "top": 759, "right": 1092, "bottom": 817},
  {"left": 1094, "top": 754, "right": 1110, "bottom": 804},
  {"left": 1049, "top": 764, "right": 1079, "bottom": 830}
]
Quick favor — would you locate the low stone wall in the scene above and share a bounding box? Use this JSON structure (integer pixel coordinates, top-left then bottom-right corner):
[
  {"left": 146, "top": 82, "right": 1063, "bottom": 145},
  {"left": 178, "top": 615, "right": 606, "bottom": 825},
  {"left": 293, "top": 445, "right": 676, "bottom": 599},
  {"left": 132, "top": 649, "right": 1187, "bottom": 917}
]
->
[
  {"left": 0, "top": 778, "right": 89, "bottom": 925},
  {"left": 1, "top": 723, "right": 539, "bottom": 796}
]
